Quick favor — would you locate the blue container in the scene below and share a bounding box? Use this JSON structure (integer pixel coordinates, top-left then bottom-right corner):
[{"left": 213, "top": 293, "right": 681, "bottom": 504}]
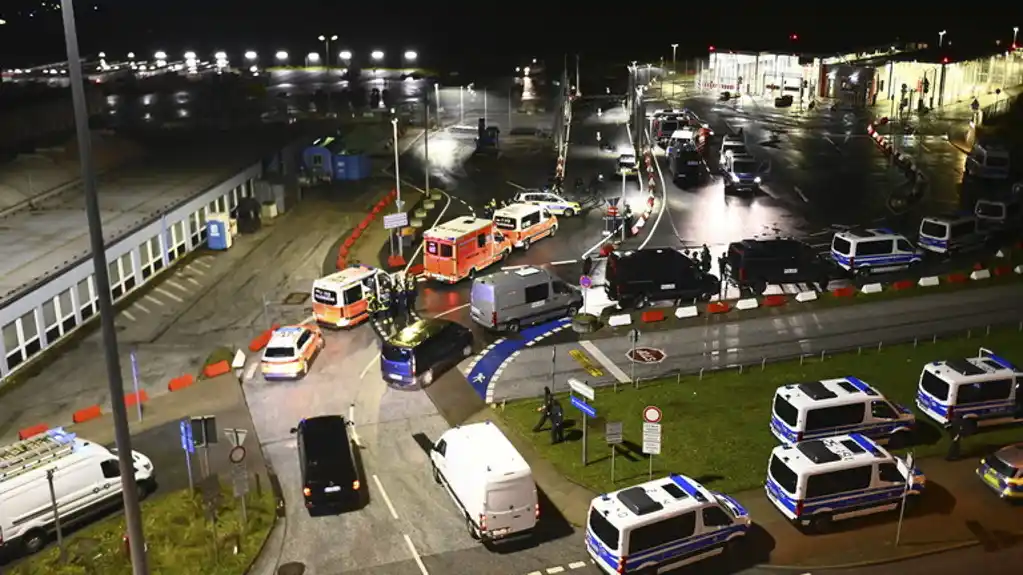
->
[{"left": 207, "top": 219, "right": 229, "bottom": 250}]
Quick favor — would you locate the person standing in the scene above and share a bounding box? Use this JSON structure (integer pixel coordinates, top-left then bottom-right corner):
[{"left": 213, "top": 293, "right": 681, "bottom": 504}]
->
[{"left": 700, "top": 244, "right": 712, "bottom": 273}]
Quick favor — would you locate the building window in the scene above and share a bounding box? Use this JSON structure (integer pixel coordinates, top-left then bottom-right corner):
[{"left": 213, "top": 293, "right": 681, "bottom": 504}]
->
[
  {"left": 150, "top": 236, "right": 164, "bottom": 272},
  {"left": 172, "top": 221, "right": 187, "bottom": 259},
  {"left": 78, "top": 277, "right": 96, "bottom": 319},
  {"left": 43, "top": 298, "right": 60, "bottom": 344},
  {"left": 108, "top": 260, "right": 120, "bottom": 284},
  {"left": 59, "top": 288, "right": 77, "bottom": 334},
  {"left": 189, "top": 212, "right": 200, "bottom": 246},
  {"left": 121, "top": 253, "right": 136, "bottom": 291},
  {"left": 20, "top": 311, "right": 40, "bottom": 359}
]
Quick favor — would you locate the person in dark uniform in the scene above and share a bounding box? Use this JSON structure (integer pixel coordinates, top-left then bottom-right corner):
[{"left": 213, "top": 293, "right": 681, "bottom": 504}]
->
[
  {"left": 550, "top": 399, "right": 565, "bottom": 444},
  {"left": 700, "top": 244, "right": 712, "bottom": 273},
  {"left": 717, "top": 253, "right": 728, "bottom": 297},
  {"left": 404, "top": 274, "right": 418, "bottom": 321},
  {"left": 533, "top": 387, "right": 554, "bottom": 432},
  {"left": 946, "top": 416, "right": 963, "bottom": 461}
]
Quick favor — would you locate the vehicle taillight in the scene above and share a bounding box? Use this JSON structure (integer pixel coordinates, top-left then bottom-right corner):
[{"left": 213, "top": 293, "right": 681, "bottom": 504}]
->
[
  {"left": 352, "top": 480, "right": 361, "bottom": 490},
  {"left": 534, "top": 503, "right": 540, "bottom": 519},
  {"left": 303, "top": 487, "right": 312, "bottom": 497},
  {"left": 492, "top": 311, "right": 497, "bottom": 326},
  {"left": 795, "top": 500, "right": 804, "bottom": 517},
  {"left": 480, "top": 513, "right": 487, "bottom": 532},
  {"left": 616, "top": 556, "right": 627, "bottom": 574}
]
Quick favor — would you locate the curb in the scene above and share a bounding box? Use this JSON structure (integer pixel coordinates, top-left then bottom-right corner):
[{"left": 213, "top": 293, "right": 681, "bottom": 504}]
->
[{"left": 757, "top": 539, "right": 980, "bottom": 571}]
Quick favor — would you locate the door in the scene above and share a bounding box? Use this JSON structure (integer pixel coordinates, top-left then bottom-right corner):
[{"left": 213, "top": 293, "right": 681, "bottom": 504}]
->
[{"left": 484, "top": 477, "right": 535, "bottom": 535}]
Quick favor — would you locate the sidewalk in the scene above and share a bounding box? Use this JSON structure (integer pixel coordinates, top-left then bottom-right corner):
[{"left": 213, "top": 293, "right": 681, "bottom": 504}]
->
[{"left": 491, "top": 402, "right": 1023, "bottom": 569}]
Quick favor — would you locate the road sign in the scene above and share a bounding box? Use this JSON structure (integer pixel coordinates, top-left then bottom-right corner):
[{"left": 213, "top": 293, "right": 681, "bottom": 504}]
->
[
  {"left": 627, "top": 347, "right": 666, "bottom": 364},
  {"left": 383, "top": 212, "right": 409, "bottom": 230},
  {"left": 224, "top": 428, "right": 248, "bottom": 448},
  {"left": 231, "top": 464, "right": 250, "bottom": 497},
  {"left": 642, "top": 422, "right": 662, "bottom": 455},
  {"left": 643, "top": 405, "right": 662, "bottom": 423},
  {"left": 580, "top": 275, "right": 592, "bottom": 289},
  {"left": 570, "top": 395, "right": 597, "bottom": 418},
  {"left": 628, "top": 328, "right": 641, "bottom": 344},
  {"left": 179, "top": 420, "right": 195, "bottom": 454},
  {"left": 229, "top": 446, "right": 246, "bottom": 464},
  {"left": 568, "top": 377, "right": 595, "bottom": 401},
  {"left": 191, "top": 416, "right": 217, "bottom": 447},
  {"left": 605, "top": 422, "right": 623, "bottom": 444}
]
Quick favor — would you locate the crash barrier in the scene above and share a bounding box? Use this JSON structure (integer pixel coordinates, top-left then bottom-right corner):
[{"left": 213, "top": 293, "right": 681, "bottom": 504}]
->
[
  {"left": 72, "top": 405, "right": 102, "bottom": 424},
  {"left": 18, "top": 423, "right": 49, "bottom": 440},
  {"left": 866, "top": 120, "right": 927, "bottom": 185},
  {"left": 608, "top": 313, "right": 632, "bottom": 327},
  {"left": 124, "top": 390, "right": 149, "bottom": 409},
  {"left": 168, "top": 373, "right": 196, "bottom": 392},
  {"left": 628, "top": 149, "right": 658, "bottom": 236},
  {"left": 641, "top": 310, "right": 665, "bottom": 323},
  {"left": 336, "top": 189, "right": 399, "bottom": 271},
  {"left": 248, "top": 323, "right": 281, "bottom": 352},
  {"left": 203, "top": 359, "right": 231, "bottom": 379}
]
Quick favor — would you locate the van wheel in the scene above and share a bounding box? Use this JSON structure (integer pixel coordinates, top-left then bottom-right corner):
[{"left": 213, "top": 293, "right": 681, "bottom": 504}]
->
[
  {"left": 567, "top": 305, "right": 579, "bottom": 317},
  {"left": 462, "top": 344, "right": 473, "bottom": 358},
  {"left": 550, "top": 226, "right": 558, "bottom": 237},
  {"left": 466, "top": 515, "right": 481, "bottom": 540},
  {"left": 422, "top": 370, "right": 434, "bottom": 385},
  {"left": 432, "top": 464, "right": 441, "bottom": 484},
  {"left": 507, "top": 321, "right": 520, "bottom": 333},
  {"left": 469, "top": 268, "right": 478, "bottom": 279},
  {"left": 137, "top": 480, "right": 152, "bottom": 500},
  {"left": 22, "top": 529, "right": 47, "bottom": 555},
  {"left": 809, "top": 514, "right": 832, "bottom": 534},
  {"left": 563, "top": 208, "right": 575, "bottom": 217},
  {"left": 523, "top": 239, "right": 531, "bottom": 251},
  {"left": 887, "top": 431, "right": 908, "bottom": 450}
]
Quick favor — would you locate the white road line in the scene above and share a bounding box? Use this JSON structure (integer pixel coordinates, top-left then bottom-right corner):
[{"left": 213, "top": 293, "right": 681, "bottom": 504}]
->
[
  {"left": 794, "top": 186, "right": 809, "bottom": 203},
  {"left": 502, "top": 264, "right": 528, "bottom": 270},
  {"left": 372, "top": 474, "right": 400, "bottom": 519},
  {"left": 133, "top": 303, "right": 151, "bottom": 314},
  {"left": 122, "top": 310, "right": 137, "bottom": 322},
  {"left": 166, "top": 279, "right": 190, "bottom": 292},
  {"left": 188, "top": 266, "right": 206, "bottom": 276},
  {"left": 155, "top": 287, "right": 183, "bottom": 302},
  {"left": 550, "top": 259, "right": 578, "bottom": 266},
  {"left": 579, "top": 340, "right": 630, "bottom": 384},
  {"left": 403, "top": 533, "right": 430, "bottom": 575},
  {"left": 193, "top": 259, "right": 212, "bottom": 269},
  {"left": 568, "top": 561, "right": 588, "bottom": 569},
  {"left": 506, "top": 180, "right": 528, "bottom": 190},
  {"left": 527, "top": 572, "right": 543, "bottom": 575},
  {"left": 244, "top": 362, "right": 259, "bottom": 381},
  {"left": 185, "top": 277, "right": 202, "bottom": 287},
  {"left": 144, "top": 294, "right": 164, "bottom": 306},
  {"left": 359, "top": 353, "right": 380, "bottom": 379},
  {"left": 546, "top": 567, "right": 565, "bottom": 574}
]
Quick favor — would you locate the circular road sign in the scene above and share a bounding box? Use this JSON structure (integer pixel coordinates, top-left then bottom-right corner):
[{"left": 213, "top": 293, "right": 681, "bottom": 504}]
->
[
  {"left": 229, "top": 445, "right": 247, "bottom": 464},
  {"left": 643, "top": 405, "right": 662, "bottom": 424},
  {"left": 627, "top": 347, "right": 665, "bottom": 364},
  {"left": 580, "top": 275, "right": 593, "bottom": 289}
]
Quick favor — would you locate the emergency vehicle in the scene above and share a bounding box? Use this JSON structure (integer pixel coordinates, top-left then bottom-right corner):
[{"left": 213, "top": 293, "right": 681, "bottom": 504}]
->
[
  {"left": 261, "top": 325, "right": 325, "bottom": 380},
  {"left": 311, "top": 265, "right": 389, "bottom": 328},
  {"left": 423, "top": 217, "right": 513, "bottom": 283},
  {"left": 512, "top": 190, "right": 581, "bottom": 217},
  {"left": 653, "top": 114, "right": 683, "bottom": 145},
  {"left": 493, "top": 204, "right": 558, "bottom": 250}
]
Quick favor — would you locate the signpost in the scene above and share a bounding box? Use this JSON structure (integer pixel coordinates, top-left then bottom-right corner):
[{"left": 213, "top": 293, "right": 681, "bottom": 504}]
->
[
  {"left": 895, "top": 452, "right": 914, "bottom": 546},
  {"left": 642, "top": 406, "right": 662, "bottom": 480},
  {"left": 606, "top": 421, "right": 623, "bottom": 483},
  {"left": 628, "top": 328, "right": 641, "bottom": 388},
  {"left": 179, "top": 419, "right": 195, "bottom": 491},
  {"left": 190, "top": 415, "right": 217, "bottom": 479},
  {"left": 384, "top": 212, "right": 409, "bottom": 262},
  {"left": 224, "top": 427, "right": 250, "bottom": 527},
  {"left": 579, "top": 275, "right": 592, "bottom": 314},
  {"left": 569, "top": 379, "right": 597, "bottom": 466},
  {"left": 129, "top": 349, "right": 142, "bottom": 422}
]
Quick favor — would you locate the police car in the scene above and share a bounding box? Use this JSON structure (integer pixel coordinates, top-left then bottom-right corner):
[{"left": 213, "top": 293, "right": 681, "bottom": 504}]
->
[
  {"left": 722, "top": 153, "right": 761, "bottom": 193},
  {"left": 586, "top": 474, "right": 750, "bottom": 574},
  {"left": 915, "top": 347, "right": 1023, "bottom": 431},
  {"left": 618, "top": 154, "right": 638, "bottom": 178},
  {"left": 977, "top": 442, "right": 1023, "bottom": 500},
  {"left": 770, "top": 377, "right": 916, "bottom": 447},
  {"left": 829, "top": 228, "right": 922, "bottom": 275},
  {"left": 765, "top": 433, "right": 924, "bottom": 532},
  {"left": 261, "top": 325, "right": 325, "bottom": 380},
  {"left": 513, "top": 190, "right": 582, "bottom": 217}
]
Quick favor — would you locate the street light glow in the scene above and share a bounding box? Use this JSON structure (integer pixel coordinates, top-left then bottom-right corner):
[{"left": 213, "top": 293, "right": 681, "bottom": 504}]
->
[
  {"left": 127, "top": 52, "right": 135, "bottom": 59},
  {"left": 371, "top": 50, "right": 385, "bottom": 61},
  {"left": 319, "top": 34, "right": 338, "bottom": 42},
  {"left": 245, "top": 51, "right": 257, "bottom": 60},
  {"left": 98, "top": 52, "right": 106, "bottom": 59},
  {"left": 404, "top": 50, "right": 418, "bottom": 61},
  {"left": 215, "top": 51, "right": 227, "bottom": 60},
  {"left": 276, "top": 51, "right": 289, "bottom": 61},
  {"left": 154, "top": 51, "right": 167, "bottom": 60},
  {"left": 184, "top": 51, "right": 197, "bottom": 60},
  {"left": 307, "top": 52, "right": 320, "bottom": 62},
  {"left": 339, "top": 50, "right": 352, "bottom": 60}
]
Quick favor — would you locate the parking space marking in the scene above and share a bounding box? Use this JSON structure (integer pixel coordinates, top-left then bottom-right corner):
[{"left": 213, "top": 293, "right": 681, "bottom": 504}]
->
[
  {"left": 244, "top": 362, "right": 259, "bottom": 381},
  {"left": 166, "top": 279, "right": 190, "bottom": 292},
  {"left": 185, "top": 277, "right": 202, "bottom": 287},
  {"left": 193, "top": 259, "right": 212, "bottom": 269},
  {"left": 579, "top": 340, "right": 630, "bottom": 384},
  {"left": 550, "top": 259, "right": 577, "bottom": 266},
  {"left": 372, "top": 474, "right": 400, "bottom": 519},
  {"left": 546, "top": 567, "right": 565, "bottom": 574},
  {"left": 567, "top": 561, "right": 588, "bottom": 569},
  {"left": 133, "top": 303, "right": 151, "bottom": 314},
  {"left": 403, "top": 533, "right": 430, "bottom": 575},
  {"left": 122, "top": 310, "right": 136, "bottom": 322},
  {"left": 155, "top": 287, "right": 183, "bottom": 302},
  {"left": 144, "top": 294, "right": 164, "bottom": 306},
  {"left": 188, "top": 266, "right": 206, "bottom": 276}
]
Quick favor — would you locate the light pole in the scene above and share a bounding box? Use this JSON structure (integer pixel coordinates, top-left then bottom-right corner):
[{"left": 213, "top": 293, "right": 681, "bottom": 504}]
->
[
  {"left": 939, "top": 30, "right": 947, "bottom": 48},
  {"left": 483, "top": 87, "right": 488, "bottom": 124},
  {"left": 391, "top": 118, "right": 403, "bottom": 259},
  {"left": 435, "top": 83, "right": 441, "bottom": 113},
  {"left": 424, "top": 88, "right": 431, "bottom": 194},
  {"left": 305, "top": 52, "right": 320, "bottom": 67},
  {"left": 508, "top": 84, "right": 513, "bottom": 132},
  {"left": 318, "top": 34, "right": 337, "bottom": 67},
  {"left": 371, "top": 50, "right": 385, "bottom": 67},
  {"left": 59, "top": 1, "right": 148, "bottom": 573},
  {"left": 460, "top": 85, "right": 465, "bottom": 123},
  {"left": 1014, "top": 27, "right": 1019, "bottom": 47},
  {"left": 671, "top": 43, "right": 679, "bottom": 100}
]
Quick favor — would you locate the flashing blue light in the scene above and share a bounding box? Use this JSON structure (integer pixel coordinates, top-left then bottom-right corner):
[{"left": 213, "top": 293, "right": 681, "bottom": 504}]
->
[
  {"left": 983, "top": 352, "right": 1017, "bottom": 371},
  {"left": 876, "top": 227, "right": 895, "bottom": 234},
  {"left": 845, "top": 376, "right": 871, "bottom": 393}
]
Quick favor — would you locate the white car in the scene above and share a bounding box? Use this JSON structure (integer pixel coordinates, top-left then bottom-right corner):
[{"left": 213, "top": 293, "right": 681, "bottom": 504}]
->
[
  {"left": 617, "top": 154, "right": 638, "bottom": 177},
  {"left": 513, "top": 191, "right": 582, "bottom": 217}
]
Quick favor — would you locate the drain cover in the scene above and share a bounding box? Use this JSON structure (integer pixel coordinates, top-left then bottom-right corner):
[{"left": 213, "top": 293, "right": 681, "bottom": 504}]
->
[
  {"left": 278, "top": 563, "right": 306, "bottom": 575},
  {"left": 282, "top": 292, "right": 309, "bottom": 305}
]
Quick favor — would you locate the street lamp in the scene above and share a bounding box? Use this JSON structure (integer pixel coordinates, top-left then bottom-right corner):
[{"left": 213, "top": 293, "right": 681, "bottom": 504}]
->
[
  {"left": 318, "top": 34, "right": 337, "bottom": 68},
  {"left": 275, "top": 50, "right": 289, "bottom": 63},
  {"left": 671, "top": 43, "right": 679, "bottom": 99},
  {"left": 371, "top": 50, "right": 385, "bottom": 62},
  {"left": 306, "top": 52, "right": 320, "bottom": 67},
  {"left": 245, "top": 51, "right": 257, "bottom": 61},
  {"left": 390, "top": 117, "right": 403, "bottom": 261},
  {"left": 184, "top": 51, "right": 197, "bottom": 62},
  {"left": 154, "top": 50, "right": 167, "bottom": 60},
  {"left": 1014, "top": 27, "right": 1019, "bottom": 47},
  {"left": 214, "top": 51, "right": 227, "bottom": 61},
  {"left": 127, "top": 52, "right": 135, "bottom": 59},
  {"left": 404, "top": 50, "right": 418, "bottom": 63},
  {"left": 939, "top": 30, "right": 947, "bottom": 48},
  {"left": 339, "top": 50, "right": 352, "bottom": 62}
]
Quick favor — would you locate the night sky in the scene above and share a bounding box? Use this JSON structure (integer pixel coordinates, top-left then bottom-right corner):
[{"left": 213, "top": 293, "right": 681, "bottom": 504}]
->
[{"left": 1, "top": 1, "right": 1019, "bottom": 71}]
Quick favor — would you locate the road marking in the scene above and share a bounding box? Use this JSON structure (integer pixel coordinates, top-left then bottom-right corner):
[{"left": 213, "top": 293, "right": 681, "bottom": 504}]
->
[
  {"left": 546, "top": 567, "right": 565, "bottom": 574},
  {"left": 579, "top": 340, "right": 630, "bottom": 383},
  {"left": 185, "top": 277, "right": 202, "bottom": 287},
  {"left": 550, "top": 259, "right": 577, "bottom": 266},
  {"left": 166, "top": 279, "right": 190, "bottom": 292},
  {"left": 403, "top": 533, "right": 430, "bottom": 575},
  {"left": 506, "top": 180, "right": 528, "bottom": 190},
  {"left": 122, "top": 310, "right": 136, "bottom": 322},
  {"left": 372, "top": 474, "right": 400, "bottom": 519},
  {"left": 244, "top": 362, "right": 259, "bottom": 381},
  {"left": 568, "top": 561, "right": 588, "bottom": 569},
  {"left": 794, "top": 186, "right": 809, "bottom": 203},
  {"left": 359, "top": 353, "right": 379, "bottom": 380},
  {"left": 502, "top": 264, "right": 528, "bottom": 270},
  {"left": 144, "top": 294, "right": 164, "bottom": 306},
  {"left": 133, "top": 303, "right": 151, "bottom": 314},
  {"left": 824, "top": 135, "right": 840, "bottom": 151},
  {"left": 640, "top": 127, "right": 668, "bottom": 250},
  {"left": 188, "top": 266, "right": 205, "bottom": 276},
  {"left": 155, "top": 287, "right": 183, "bottom": 302},
  {"left": 193, "top": 259, "right": 212, "bottom": 269}
]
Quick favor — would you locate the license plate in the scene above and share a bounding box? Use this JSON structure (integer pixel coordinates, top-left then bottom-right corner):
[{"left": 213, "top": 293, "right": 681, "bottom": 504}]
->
[
  {"left": 491, "top": 528, "right": 509, "bottom": 537},
  {"left": 784, "top": 268, "right": 798, "bottom": 274},
  {"left": 324, "top": 486, "right": 341, "bottom": 493},
  {"left": 389, "top": 374, "right": 402, "bottom": 380}
]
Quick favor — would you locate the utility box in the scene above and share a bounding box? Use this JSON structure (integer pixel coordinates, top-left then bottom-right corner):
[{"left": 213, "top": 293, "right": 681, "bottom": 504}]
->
[{"left": 206, "top": 213, "right": 233, "bottom": 250}]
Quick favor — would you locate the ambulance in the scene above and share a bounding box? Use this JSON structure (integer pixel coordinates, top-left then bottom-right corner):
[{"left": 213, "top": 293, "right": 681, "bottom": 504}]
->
[
  {"left": 423, "top": 217, "right": 513, "bottom": 283},
  {"left": 493, "top": 204, "right": 558, "bottom": 250},
  {"left": 311, "top": 265, "right": 389, "bottom": 328}
]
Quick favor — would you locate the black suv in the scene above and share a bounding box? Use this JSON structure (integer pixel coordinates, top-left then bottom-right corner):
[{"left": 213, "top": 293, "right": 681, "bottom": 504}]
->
[
  {"left": 725, "top": 239, "right": 833, "bottom": 295},
  {"left": 291, "top": 415, "right": 364, "bottom": 514}
]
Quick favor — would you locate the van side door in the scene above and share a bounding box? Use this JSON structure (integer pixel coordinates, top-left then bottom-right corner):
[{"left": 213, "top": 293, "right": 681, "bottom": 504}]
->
[{"left": 522, "top": 281, "right": 550, "bottom": 323}]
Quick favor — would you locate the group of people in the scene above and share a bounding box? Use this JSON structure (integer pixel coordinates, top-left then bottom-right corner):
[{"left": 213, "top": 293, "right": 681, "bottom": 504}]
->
[
  {"left": 365, "top": 272, "right": 419, "bottom": 324},
  {"left": 681, "top": 244, "right": 714, "bottom": 274}
]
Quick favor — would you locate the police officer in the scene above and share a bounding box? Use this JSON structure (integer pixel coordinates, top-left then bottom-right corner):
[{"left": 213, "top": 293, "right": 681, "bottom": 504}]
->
[
  {"left": 404, "top": 273, "right": 418, "bottom": 321},
  {"left": 550, "top": 399, "right": 565, "bottom": 444},
  {"left": 533, "top": 387, "right": 554, "bottom": 432},
  {"left": 366, "top": 290, "right": 379, "bottom": 319},
  {"left": 946, "top": 415, "right": 963, "bottom": 461},
  {"left": 391, "top": 273, "right": 406, "bottom": 320},
  {"left": 700, "top": 244, "right": 712, "bottom": 273},
  {"left": 718, "top": 253, "right": 728, "bottom": 296}
]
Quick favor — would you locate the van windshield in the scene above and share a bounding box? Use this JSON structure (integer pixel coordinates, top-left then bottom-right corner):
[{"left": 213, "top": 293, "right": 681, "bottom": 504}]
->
[
  {"left": 769, "top": 455, "right": 798, "bottom": 494},
  {"left": 920, "top": 220, "right": 948, "bottom": 238},
  {"left": 976, "top": 202, "right": 1006, "bottom": 218},
  {"left": 920, "top": 370, "right": 950, "bottom": 400},
  {"left": 426, "top": 241, "right": 453, "bottom": 258},
  {"left": 773, "top": 395, "right": 798, "bottom": 426},
  {"left": 588, "top": 508, "right": 620, "bottom": 551},
  {"left": 831, "top": 236, "right": 851, "bottom": 255},
  {"left": 494, "top": 216, "right": 517, "bottom": 230},
  {"left": 381, "top": 344, "right": 412, "bottom": 363}
]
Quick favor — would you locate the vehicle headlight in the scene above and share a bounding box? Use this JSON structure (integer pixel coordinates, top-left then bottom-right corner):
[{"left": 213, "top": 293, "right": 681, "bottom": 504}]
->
[
  {"left": 754, "top": 176, "right": 762, "bottom": 184},
  {"left": 730, "top": 173, "right": 739, "bottom": 182}
]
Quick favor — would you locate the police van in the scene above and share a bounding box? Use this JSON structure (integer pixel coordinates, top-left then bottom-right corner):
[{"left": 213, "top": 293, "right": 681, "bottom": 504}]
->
[
  {"left": 915, "top": 347, "right": 1023, "bottom": 431},
  {"left": 586, "top": 474, "right": 750, "bottom": 574},
  {"left": 917, "top": 214, "right": 988, "bottom": 255},
  {"left": 765, "top": 434, "right": 925, "bottom": 533},
  {"left": 829, "top": 228, "right": 922, "bottom": 274},
  {"left": 770, "top": 377, "right": 916, "bottom": 447}
]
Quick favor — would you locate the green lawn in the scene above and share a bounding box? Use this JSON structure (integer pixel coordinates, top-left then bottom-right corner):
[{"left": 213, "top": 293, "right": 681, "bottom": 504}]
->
[
  {"left": 501, "top": 328, "right": 1023, "bottom": 495},
  {"left": 10, "top": 483, "right": 276, "bottom": 575}
]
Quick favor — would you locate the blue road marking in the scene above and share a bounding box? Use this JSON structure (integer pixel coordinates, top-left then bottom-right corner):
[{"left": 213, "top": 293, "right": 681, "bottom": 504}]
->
[{"left": 466, "top": 318, "right": 571, "bottom": 399}]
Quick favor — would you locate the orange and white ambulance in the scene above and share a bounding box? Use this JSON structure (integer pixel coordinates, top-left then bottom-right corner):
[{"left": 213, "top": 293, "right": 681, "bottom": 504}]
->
[
  {"left": 493, "top": 203, "right": 558, "bottom": 250},
  {"left": 423, "top": 217, "right": 513, "bottom": 283},
  {"left": 311, "top": 265, "right": 388, "bottom": 328}
]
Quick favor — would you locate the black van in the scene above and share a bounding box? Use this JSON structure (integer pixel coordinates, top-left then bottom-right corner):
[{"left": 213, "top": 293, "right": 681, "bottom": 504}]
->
[
  {"left": 605, "top": 248, "right": 718, "bottom": 308},
  {"left": 290, "top": 415, "right": 363, "bottom": 513},
  {"left": 725, "top": 239, "right": 833, "bottom": 295}
]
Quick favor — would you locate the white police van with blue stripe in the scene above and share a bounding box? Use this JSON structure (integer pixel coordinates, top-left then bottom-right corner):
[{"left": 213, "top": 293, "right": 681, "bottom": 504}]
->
[
  {"left": 771, "top": 377, "right": 916, "bottom": 448},
  {"left": 586, "top": 474, "right": 750, "bottom": 574},
  {"left": 830, "top": 228, "right": 922, "bottom": 275},
  {"left": 765, "top": 433, "right": 925, "bottom": 533},
  {"left": 916, "top": 347, "right": 1023, "bottom": 432},
  {"left": 917, "top": 213, "right": 989, "bottom": 256}
]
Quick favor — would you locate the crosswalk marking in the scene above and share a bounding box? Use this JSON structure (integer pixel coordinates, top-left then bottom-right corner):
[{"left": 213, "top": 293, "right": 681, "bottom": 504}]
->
[
  {"left": 155, "top": 287, "right": 183, "bottom": 303},
  {"left": 166, "top": 279, "right": 190, "bottom": 292},
  {"left": 185, "top": 277, "right": 201, "bottom": 287}
]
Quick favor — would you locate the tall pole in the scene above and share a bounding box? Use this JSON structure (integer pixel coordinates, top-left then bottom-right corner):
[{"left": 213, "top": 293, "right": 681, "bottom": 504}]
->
[
  {"left": 424, "top": 90, "right": 430, "bottom": 194},
  {"left": 484, "top": 88, "right": 488, "bottom": 124},
  {"left": 59, "top": 1, "right": 148, "bottom": 573},
  {"left": 621, "top": 173, "right": 627, "bottom": 242},
  {"left": 576, "top": 54, "right": 581, "bottom": 97},
  {"left": 392, "top": 118, "right": 403, "bottom": 258},
  {"left": 671, "top": 44, "right": 678, "bottom": 100},
  {"left": 508, "top": 85, "right": 513, "bottom": 132},
  {"left": 324, "top": 38, "right": 332, "bottom": 114},
  {"left": 459, "top": 85, "right": 464, "bottom": 123}
]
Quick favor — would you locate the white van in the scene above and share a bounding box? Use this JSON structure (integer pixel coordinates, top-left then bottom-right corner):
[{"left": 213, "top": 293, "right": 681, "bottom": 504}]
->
[
  {"left": 965, "top": 143, "right": 1011, "bottom": 180},
  {"left": 586, "top": 474, "right": 750, "bottom": 574},
  {"left": 470, "top": 266, "right": 582, "bottom": 332},
  {"left": 0, "top": 429, "right": 155, "bottom": 555},
  {"left": 915, "top": 347, "right": 1023, "bottom": 431},
  {"left": 430, "top": 421, "right": 538, "bottom": 543},
  {"left": 829, "top": 228, "right": 922, "bottom": 274},
  {"left": 765, "top": 434, "right": 925, "bottom": 532},
  {"left": 770, "top": 377, "right": 916, "bottom": 447},
  {"left": 917, "top": 214, "right": 988, "bottom": 255}
]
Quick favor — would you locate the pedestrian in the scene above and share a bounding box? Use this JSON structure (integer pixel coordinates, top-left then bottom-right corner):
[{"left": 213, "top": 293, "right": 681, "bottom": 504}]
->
[
  {"left": 404, "top": 274, "right": 418, "bottom": 321},
  {"left": 700, "top": 244, "right": 712, "bottom": 273},
  {"left": 550, "top": 400, "right": 565, "bottom": 444},
  {"left": 946, "top": 417, "right": 963, "bottom": 461},
  {"left": 717, "top": 253, "right": 727, "bottom": 279},
  {"left": 532, "top": 387, "right": 554, "bottom": 432}
]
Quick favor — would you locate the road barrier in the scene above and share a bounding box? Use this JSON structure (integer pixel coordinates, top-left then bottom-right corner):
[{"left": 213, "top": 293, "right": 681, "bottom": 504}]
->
[
  {"left": 971, "top": 268, "right": 992, "bottom": 280},
  {"left": 248, "top": 323, "right": 281, "bottom": 352},
  {"left": 641, "top": 310, "right": 665, "bottom": 323},
  {"left": 335, "top": 189, "right": 400, "bottom": 271},
  {"left": 736, "top": 298, "right": 759, "bottom": 310},
  {"left": 832, "top": 286, "right": 856, "bottom": 297},
  {"left": 124, "top": 390, "right": 149, "bottom": 409},
  {"left": 918, "top": 276, "right": 940, "bottom": 287},
  {"left": 707, "top": 301, "right": 731, "bottom": 314},
  {"left": 947, "top": 272, "right": 968, "bottom": 283},
  {"left": 763, "top": 294, "right": 788, "bottom": 307},
  {"left": 18, "top": 423, "right": 49, "bottom": 440},
  {"left": 892, "top": 279, "right": 915, "bottom": 290},
  {"left": 168, "top": 373, "right": 195, "bottom": 392},
  {"left": 608, "top": 313, "right": 632, "bottom": 327},
  {"left": 861, "top": 283, "right": 884, "bottom": 294},
  {"left": 795, "top": 290, "right": 818, "bottom": 302},
  {"left": 203, "top": 359, "right": 231, "bottom": 379},
  {"left": 675, "top": 305, "right": 699, "bottom": 318},
  {"left": 72, "top": 405, "right": 102, "bottom": 424}
]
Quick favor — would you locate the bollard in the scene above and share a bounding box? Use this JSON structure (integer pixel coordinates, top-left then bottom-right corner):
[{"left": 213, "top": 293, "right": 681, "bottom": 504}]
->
[
  {"left": 967, "top": 329, "right": 972, "bottom": 339},
  {"left": 738, "top": 364, "right": 744, "bottom": 375},
  {"left": 800, "top": 354, "right": 805, "bottom": 365},
  {"left": 986, "top": 325, "right": 991, "bottom": 336},
  {"left": 877, "top": 341, "right": 883, "bottom": 352},
  {"left": 699, "top": 368, "right": 704, "bottom": 380},
  {"left": 913, "top": 337, "right": 918, "bottom": 348},
  {"left": 761, "top": 357, "right": 766, "bottom": 371},
  {"left": 933, "top": 334, "right": 937, "bottom": 343},
  {"left": 820, "top": 350, "right": 826, "bottom": 362},
  {"left": 676, "top": 372, "right": 681, "bottom": 385}
]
